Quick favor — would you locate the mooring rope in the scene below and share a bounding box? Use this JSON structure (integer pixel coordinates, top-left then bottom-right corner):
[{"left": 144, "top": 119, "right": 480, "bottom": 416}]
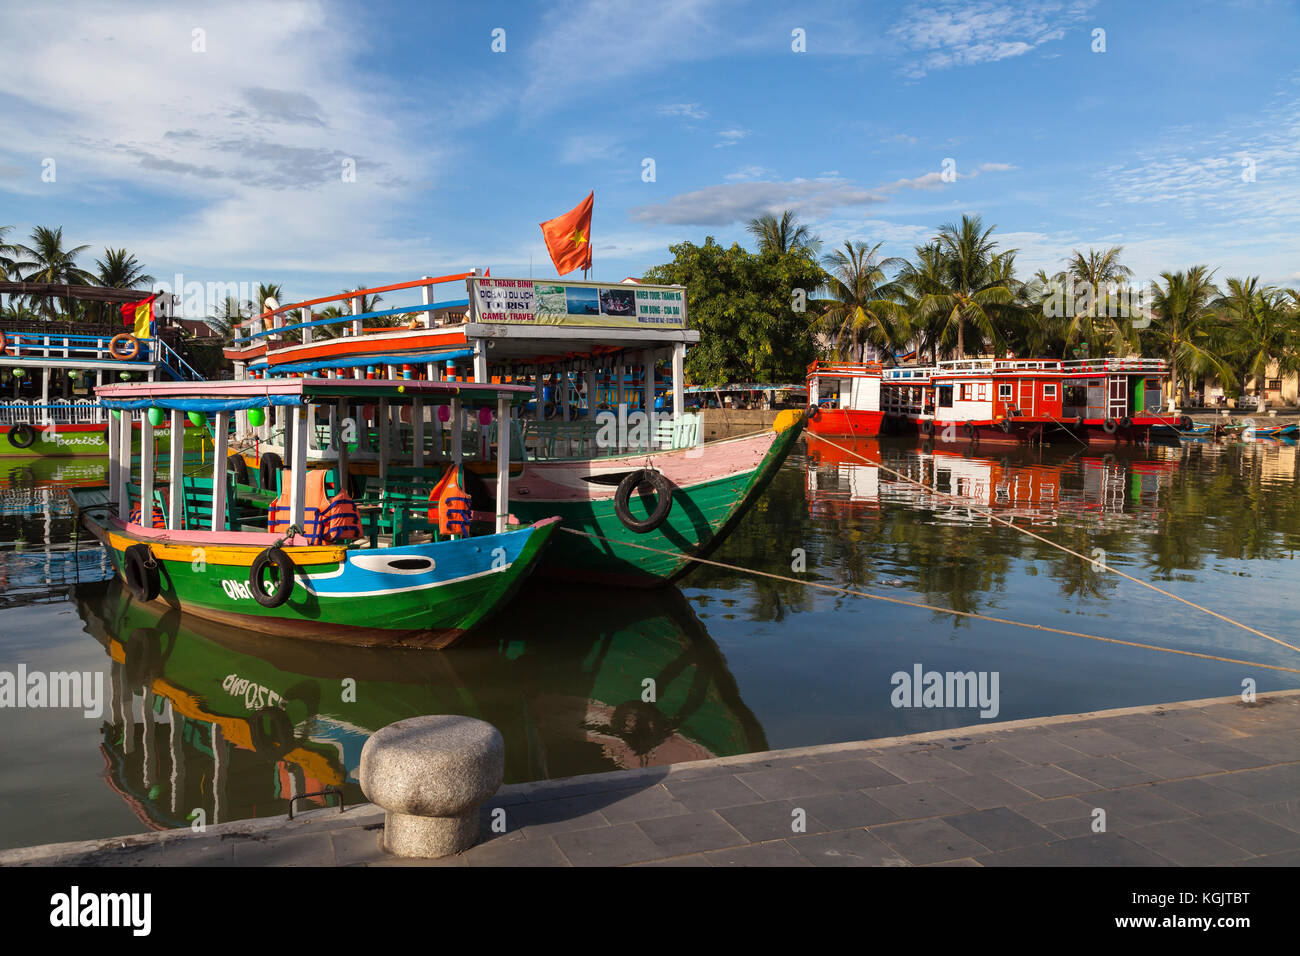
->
[
  {"left": 804, "top": 431, "right": 1300, "bottom": 656},
  {"left": 557, "top": 527, "right": 1300, "bottom": 674}
]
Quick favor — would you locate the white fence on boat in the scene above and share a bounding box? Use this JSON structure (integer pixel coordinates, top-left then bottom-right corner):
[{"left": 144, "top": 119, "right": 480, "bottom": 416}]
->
[{"left": 0, "top": 399, "right": 105, "bottom": 425}]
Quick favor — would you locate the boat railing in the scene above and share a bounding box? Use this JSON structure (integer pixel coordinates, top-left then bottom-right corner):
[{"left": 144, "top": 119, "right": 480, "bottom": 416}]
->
[
  {"left": 807, "top": 360, "right": 883, "bottom": 378},
  {"left": 0, "top": 331, "right": 159, "bottom": 365},
  {"left": 0, "top": 399, "right": 105, "bottom": 425},
  {"left": 1058, "top": 357, "right": 1169, "bottom": 374},
  {"left": 523, "top": 414, "right": 701, "bottom": 460},
  {"left": 883, "top": 356, "right": 1170, "bottom": 381}
]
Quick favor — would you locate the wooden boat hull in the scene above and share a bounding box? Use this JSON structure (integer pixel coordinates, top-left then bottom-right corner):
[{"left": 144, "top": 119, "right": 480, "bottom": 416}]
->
[
  {"left": 493, "top": 416, "right": 804, "bottom": 587},
  {"left": 0, "top": 421, "right": 209, "bottom": 458},
  {"left": 807, "top": 407, "right": 885, "bottom": 438},
  {"left": 72, "top": 491, "right": 558, "bottom": 648}
]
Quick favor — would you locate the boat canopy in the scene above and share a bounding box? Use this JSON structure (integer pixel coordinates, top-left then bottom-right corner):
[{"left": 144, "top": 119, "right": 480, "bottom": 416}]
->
[{"left": 94, "top": 378, "right": 533, "bottom": 413}]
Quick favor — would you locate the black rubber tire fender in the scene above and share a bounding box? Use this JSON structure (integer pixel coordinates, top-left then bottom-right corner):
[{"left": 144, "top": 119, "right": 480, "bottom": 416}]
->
[
  {"left": 8, "top": 423, "right": 36, "bottom": 449},
  {"left": 228, "top": 454, "right": 250, "bottom": 485},
  {"left": 962, "top": 421, "right": 976, "bottom": 439},
  {"left": 999, "top": 419, "right": 1013, "bottom": 434},
  {"left": 1103, "top": 418, "right": 1119, "bottom": 434},
  {"left": 259, "top": 452, "right": 283, "bottom": 492},
  {"left": 613, "top": 469, "right": 674, "bottom": 534},
  {"left": 1118, "top": 416, "right": 1132, "bottom": 430},
  {"left": 123, "top": 543, "right": 161, "bottom": 602},
  {"left": 920, "top": 420, "right": 935, "bottom": 437},
  {"left": 250, "top": 546, "right": 295, "bottom": 608},
  {"left": 807, "top": 405, "right": 820, "bottom": 421}
]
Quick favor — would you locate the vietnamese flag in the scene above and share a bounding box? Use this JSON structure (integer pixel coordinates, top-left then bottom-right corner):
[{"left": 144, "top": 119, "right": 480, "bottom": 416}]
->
[
  {"left": 539, "top": 192, "right": 593, "bottom": 276},
  {"left": 120, "top": 293, "right": 157, "bottom": 338}
]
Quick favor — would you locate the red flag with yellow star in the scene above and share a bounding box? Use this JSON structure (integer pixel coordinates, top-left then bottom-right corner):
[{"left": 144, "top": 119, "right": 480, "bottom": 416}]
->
[{"left": 539, "top": 192, "right": 593, "bottom": 276}]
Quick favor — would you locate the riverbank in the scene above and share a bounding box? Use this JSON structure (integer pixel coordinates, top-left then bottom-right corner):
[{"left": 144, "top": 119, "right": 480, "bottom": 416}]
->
[{"left": 5, "top": 689, "right": 1297, "bottom": 867}]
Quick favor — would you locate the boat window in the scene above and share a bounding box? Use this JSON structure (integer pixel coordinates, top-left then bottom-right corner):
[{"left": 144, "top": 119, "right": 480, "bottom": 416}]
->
[
  {"left": 959, "top": 384, "right": 973, "bottom": 401},
  {"left": 1064, "top": 385, "right": 1088, "bottom": 407},
  {"left": 1043, "top": 383, "right": 1057, "bottom": 398},
  {"left": 998, "top": 383, "right": 1013, "bottom": 401},
  {"left": 938, "top": 386, "right": 953, "bottom": 408},
  {"left": 977, "top": 384, "right": 988, "bottom": 400}
]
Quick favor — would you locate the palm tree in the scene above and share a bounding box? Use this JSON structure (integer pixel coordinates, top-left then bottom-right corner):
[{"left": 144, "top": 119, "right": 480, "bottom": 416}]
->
[
  {"left": 94, "top": 248, "right": 154, "bottom": 289},
  {"left": 894, "top": 242, "right": 949, "bottom": 363},
  {"left": 1060, "top": 246, "right": 1134, "bottom": 356},
  {"left": 819, "top": 241, "right": 907, "bottom": 362},
  {"left": 1218, "top": 277, "right": 1299, "bottom": 408},
  {"left": 312, "top": 288, "right": 388, "bottom": 339},
  {"left": 0, "top": 225, "right": 18, "bottom": 279},
  {"left": 1147, "top": 266, "right": 1228, "bottom": 407},
  {"left": 207, "top": 295, "right": 252, "bottom": 346},
  {"left": 746, "top": 210, "right": 821, "bottom": 257},
  {"left": 10, "top": 226, "right": 96, "bottom": 318},
  {"left": 914, "top": 215, "right": 1015, "bottom": 359}
]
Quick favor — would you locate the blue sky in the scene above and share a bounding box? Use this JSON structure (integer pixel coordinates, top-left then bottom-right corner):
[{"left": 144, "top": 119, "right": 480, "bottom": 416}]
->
[{"left": 1, "top": 0, "right": 1297, "bottom": 315}]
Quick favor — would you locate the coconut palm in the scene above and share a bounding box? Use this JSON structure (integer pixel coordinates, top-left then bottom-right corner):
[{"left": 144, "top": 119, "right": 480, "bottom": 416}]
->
[
  {"left": 0, "top": 225, "right": 17, "bottom": 279},
  {"left": 94, "top": 248, "right": 154, "bottom": 289},
  {"left": 894, "top": 242, "right": 949, "bottom": 363},
  {"left": 10, "top": 226, "right": 96, "bottom": 318},
  {"left": 746, "top": 210, "right": 822, "bottom": 257},
  {"left": 1218, "top": 277, "right": 1299, "bottom": 407},
  {"left": 1146, "top": 266, "right": 1229, "bottom": 406},
  {"left": 818, "top": 241, "right": 908, "bottom": 362},
  {"left": 912, "top": 215, "right": 1015, "bottom": 359},
  {"left": 207, "top": 295, "right": 252, "bottom": 347},
  {"left": 1060, "top": 246, "right": 1134, "bottom": 355}
]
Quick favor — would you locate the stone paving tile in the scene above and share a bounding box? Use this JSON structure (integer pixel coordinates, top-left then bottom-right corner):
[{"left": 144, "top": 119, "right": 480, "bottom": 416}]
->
[
  {"left": 1205, "top": 701, "right": 1300, "bottom": 733},
  {"left": 732, "top": 767, "right": 841, "bottom": 801},
  {"left": 1152, "top": 712, "right": 1247, "bottom": 742},
  {"left": 930, "top": 743, "right": 1029, "bottom": 775},
  {"left": 704, "top": 840, "right": 812, "bottom": 867},
  {"left": 991, "top": 734, "right": 1089, "bottom": 764},
  {"left": 663, "top": 774, "right": 764, "bottom": 810},
  {"left": 1054, "top": 755, "right": 1162, "bottom": 789},
  {"left": 637, "top": 810, "right": 746, "bottom": 856},
  {"left": 870, "top": 818, "right": 993, "bottom": 865},
  {"left": 923, "top": 857, "right": 983, "bottom": 866},
  {"left": 870, "top": 782, "right": 973, "bottom": 819},
  {"left": 942, "top": 808, "right": 1055, "bottom": 852},
  {"left": 552, "top": 823, "right": 666, "bottom": 867},
  {"left": 1236, "top": 849, "right": 1300, "bottom": 867},
  {"left": 1149, "top": 777, "right": 1255, "bottom": 814},
  {"left": 793, "top": 791, "right": 899, "bottom": 829},
  {"left": 500, "top": 794, "right": 612, "bottom": 839},
  {"left": 1125, "top": 820, "right": 1253, "bottom": 866},
  {"left": 233, "top": 833, "right": 335, "bottom": 866},
  {"left": 935, "top": 772, "right": 1037, "bottom": 810},
  {"left": 1248, "top": 800, "right": 1300, "bottom": 834},
  {"left": 1168, "top": 741, "right": 1273, "bottom": 771},
  {"left": 330, "top": 826, "right": 385, "bottom": 866},
  {"left": 789, "top": 827, "right": 910, "bottom": 867},
  {"left": 464, "top": 836, "right": 571, "bottom": 867},
  {"left": 994, "top": 763, "right": 1101, "bottom": 799},
  {"left": 867, "top": 750, "right": 970, "bottom": 784},
  {"left": 977, "top": 833, "right": 1172, "bottom": 867},
  {"left": 511, "top": 773, "right": 655, "bottom": 804},
  {"left": 1085, "top": 786, "right": 1190, "bottom": 830},
  {"left": 1097, "top": 720, "right": 1200, "bottom": 750},
  {"left": 1230, "top": 732, "right": 1300, "bottom": 762},
  {"left": 804, "top": 757, "right": 906, "bottom": 791},
  {"left": 1203, "top": 763, "right": 1300, "bottom": 803},
  {"left": 1045, "top": 728, "right": 1147, "bottom": 756},
  {"left": 631, "top": 853, "right": 712, "bottom": 867},
  {"left": 717, "top": 799, "right": 833, "bottom": 842},
  {"left": 1113, "top": 748, "right": 1220, "bottom": 780},
  {"left": 1012, "top": 795, "right": 1093, "bottom": 825},
  {"left": 1190, "top": 810, "right": 1300, "bottom": 856},
  {"left": 594, "top": 785, "right": 689, "bottom": 824}
]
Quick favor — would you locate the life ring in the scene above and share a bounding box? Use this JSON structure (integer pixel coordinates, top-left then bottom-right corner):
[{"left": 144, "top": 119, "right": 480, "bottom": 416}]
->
[
  {"left": 1118, "top": 416, "right": 1132, "bottom": 430},
  {"left": 999, "top": 419, "right": 1013, "bottom": 434},
  {"left": 920, "top": 420, "right": 935, "bottom": 437},
  {"left": 7, "top": 423, "right": 36, "bottom": 449},
  {"left": 1102, "top": 418, "right": 1118, "bottom": 434},
  {"left": 250, "top": 546, "right": 294, "bottom": 608},
  {"left": 109, "top": 333, "right": 140, "bottom": 361},
  {"left": 962, "top": 421, "right": 976, "bottom": 439},
  {"left": 807, "top": 405, "right": 821, "bottom": 422},
  {"left": 613, "top": 469, "right": 673, "bottom": 534},
  {"left": 259, "top": 452, "right": 283, "bottom": 491},
  {"left": 228, "top": 454, "right": 250, "bottom": 485},
  {"left": 123, "top": 543, "right": 161, "bottom": 602}
]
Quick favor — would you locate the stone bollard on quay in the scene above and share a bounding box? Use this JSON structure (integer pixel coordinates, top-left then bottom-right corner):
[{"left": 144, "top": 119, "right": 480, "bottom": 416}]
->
[{"left": 359, "top": 715, "right": 504, "bottom": 858}]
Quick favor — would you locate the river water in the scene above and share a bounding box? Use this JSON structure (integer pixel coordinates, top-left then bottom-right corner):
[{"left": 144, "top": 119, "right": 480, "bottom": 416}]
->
[{"left": 1, "top": 437, "right": 1298, "bottom": 848}]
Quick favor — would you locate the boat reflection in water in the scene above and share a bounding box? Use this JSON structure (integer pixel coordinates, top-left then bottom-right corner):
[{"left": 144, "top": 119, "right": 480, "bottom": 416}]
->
[
  {"left": 74, "top": 576, "right": 766, "bottom": 831},
  {"left": 806, "top": 437, "right": 1177, "bottom": 526}
]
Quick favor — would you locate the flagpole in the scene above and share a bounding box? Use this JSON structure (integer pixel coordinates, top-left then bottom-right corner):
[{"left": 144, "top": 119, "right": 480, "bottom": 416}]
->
[{"left": 585, "top": 187, "right": 593, "bottom": 281}]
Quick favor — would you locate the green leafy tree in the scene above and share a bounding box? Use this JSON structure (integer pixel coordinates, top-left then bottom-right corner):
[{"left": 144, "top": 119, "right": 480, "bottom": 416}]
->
[
  {"left": 746, "top": 210, "right": 822, "bottom": 258},
  {"left": 1059, "top": 246, "right": 1134, "bottom": 355},
  {"left": 1217, "top": 277, "right": 1299, "bottom": 406},
  {"left": 1145, "top": 266, "right": 1229, "bottom": 406},
  {"left": 916, "top": 215, "right": 1016, "bottom": 359},
  {"left": 11, "top": 226, "right": 96, "bottom": 318},
  {"left": 94, "top": 248, "right": 154, "bottom": 289},
  {"left": 644, "top": 238, "right": 823, "bottom": 385},
  {"left": 818, "top": 240, "right": 907, "bottom": 362}
]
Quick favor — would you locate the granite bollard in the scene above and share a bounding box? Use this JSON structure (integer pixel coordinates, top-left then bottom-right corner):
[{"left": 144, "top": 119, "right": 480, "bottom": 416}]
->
[{"left": 359, "top": 715, "right": 504, "bottom": 858}]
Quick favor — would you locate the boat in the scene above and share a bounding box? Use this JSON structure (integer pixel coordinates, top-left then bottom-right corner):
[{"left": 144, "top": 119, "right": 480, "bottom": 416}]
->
[
  {"left": 219, "top": 272, "right": 806, "bottom": 587},
  {"left": 0, "top": 283, "right": 210, "bottom": 457},
  {"left": 69, "top": 377, "right": 559, "bottom": 648},
  {"left": 806, "top": 360, "right": 886, "bottom": 437}
]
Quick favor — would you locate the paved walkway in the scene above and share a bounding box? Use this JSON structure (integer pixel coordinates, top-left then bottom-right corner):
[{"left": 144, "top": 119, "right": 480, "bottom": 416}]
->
[{"left": 5, "top": 690, "right": 1299, "bottom": 867}]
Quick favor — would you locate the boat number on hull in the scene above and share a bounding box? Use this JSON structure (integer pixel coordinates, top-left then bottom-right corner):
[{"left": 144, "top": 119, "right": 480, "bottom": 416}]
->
[{"left": 222, "top": 578, "right": 266, "bottom": 600}]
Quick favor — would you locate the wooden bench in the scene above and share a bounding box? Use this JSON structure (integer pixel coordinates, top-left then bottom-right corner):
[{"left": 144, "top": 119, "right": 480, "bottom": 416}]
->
[{"left": 358, "top": 466, "right": 455, "bottom": 546}]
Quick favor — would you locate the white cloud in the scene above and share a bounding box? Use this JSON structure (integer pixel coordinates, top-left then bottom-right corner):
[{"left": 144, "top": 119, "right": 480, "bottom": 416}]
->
[
  {"left": 891, "top": 1, "right": 1095, "bottom": 77},
  {"left": 657, "top": 103, "right": 710, "bottom": 121},
  {"left": 631, "top": 177, "right": 886, "bottom": 226},
  {"left": 714, "top": 128, "right": 750, "bottom": 148}
]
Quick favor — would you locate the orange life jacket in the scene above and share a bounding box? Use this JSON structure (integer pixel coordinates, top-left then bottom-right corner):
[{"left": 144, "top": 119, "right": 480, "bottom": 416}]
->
[
  {"left": 425, "top": 465, "right": 472, "bottom": 536},
  {"left": 129, "top": 500, "right": 166, "bottom": 529},
  {"left": 268, "top": 469, "right": 330, "bottom": 542}
]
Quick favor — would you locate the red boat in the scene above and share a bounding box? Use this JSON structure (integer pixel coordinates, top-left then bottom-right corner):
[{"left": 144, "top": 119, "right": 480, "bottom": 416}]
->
[{"left": 805, "top": 360, "right": 886, "bottom": 438}]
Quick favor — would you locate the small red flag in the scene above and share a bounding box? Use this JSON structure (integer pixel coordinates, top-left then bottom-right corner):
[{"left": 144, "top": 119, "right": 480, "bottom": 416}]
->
[
  {"left": 120, "top": 293, "right": 157, "bottom": 338},
  {"left": 539, "top": 192, "right": 593, "bottom": 276}
]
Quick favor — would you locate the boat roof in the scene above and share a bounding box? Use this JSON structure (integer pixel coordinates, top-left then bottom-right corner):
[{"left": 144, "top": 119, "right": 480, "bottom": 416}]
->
[{"left": 94, "top": 378, "right": 532, "bottom": 412}]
